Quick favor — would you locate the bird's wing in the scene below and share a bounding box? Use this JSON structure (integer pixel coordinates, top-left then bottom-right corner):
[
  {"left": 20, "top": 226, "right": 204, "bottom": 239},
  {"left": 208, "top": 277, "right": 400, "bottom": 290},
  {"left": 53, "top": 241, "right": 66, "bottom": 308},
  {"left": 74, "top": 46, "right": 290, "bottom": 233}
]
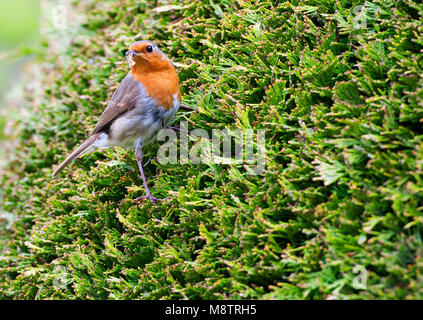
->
[{"left": 92, "top": 73, "right": 142, "bottom": 134}]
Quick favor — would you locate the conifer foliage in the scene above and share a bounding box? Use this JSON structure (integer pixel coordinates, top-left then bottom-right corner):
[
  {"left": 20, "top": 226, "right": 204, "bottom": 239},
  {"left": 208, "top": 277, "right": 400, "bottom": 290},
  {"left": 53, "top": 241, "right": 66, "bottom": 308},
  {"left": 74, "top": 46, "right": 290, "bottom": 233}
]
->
[{"left": 1, "top": 0, "right": 423, "bottom": 299}]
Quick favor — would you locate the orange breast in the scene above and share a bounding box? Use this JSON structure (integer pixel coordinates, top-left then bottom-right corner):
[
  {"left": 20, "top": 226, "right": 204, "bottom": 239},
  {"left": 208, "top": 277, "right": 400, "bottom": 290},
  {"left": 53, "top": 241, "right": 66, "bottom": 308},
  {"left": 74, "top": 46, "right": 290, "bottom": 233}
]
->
[{"left": 131, "top": 69, "right": 181, "bottom": 111}]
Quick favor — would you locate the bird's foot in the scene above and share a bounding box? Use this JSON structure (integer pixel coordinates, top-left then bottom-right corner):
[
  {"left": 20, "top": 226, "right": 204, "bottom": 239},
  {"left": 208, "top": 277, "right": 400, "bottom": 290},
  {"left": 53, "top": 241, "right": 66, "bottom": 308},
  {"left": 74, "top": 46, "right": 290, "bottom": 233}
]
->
[
  {"left": 136, "top": 193, "right": 171, "bottom": 205},
  {"left": 168, "top": 125, "right": 189, "bottom": 134},
  {"left": 168, "top": 125, "right": 180, "bottom": 131}
]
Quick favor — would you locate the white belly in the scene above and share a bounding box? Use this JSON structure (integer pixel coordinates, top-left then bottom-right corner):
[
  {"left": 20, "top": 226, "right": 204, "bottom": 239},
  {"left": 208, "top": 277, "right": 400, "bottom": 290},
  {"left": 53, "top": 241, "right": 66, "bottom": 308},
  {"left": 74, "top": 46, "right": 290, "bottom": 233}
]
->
[{"left": 106, "top": 99, "right": 179, "bottom": 149}]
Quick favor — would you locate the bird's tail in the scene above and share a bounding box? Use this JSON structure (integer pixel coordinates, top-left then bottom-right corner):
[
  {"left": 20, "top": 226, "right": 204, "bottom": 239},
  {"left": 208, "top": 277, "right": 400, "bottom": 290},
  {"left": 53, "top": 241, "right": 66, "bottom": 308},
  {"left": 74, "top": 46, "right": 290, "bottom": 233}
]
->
[{"left": 52, "top": 133, "right": 101, "bottom": 178}]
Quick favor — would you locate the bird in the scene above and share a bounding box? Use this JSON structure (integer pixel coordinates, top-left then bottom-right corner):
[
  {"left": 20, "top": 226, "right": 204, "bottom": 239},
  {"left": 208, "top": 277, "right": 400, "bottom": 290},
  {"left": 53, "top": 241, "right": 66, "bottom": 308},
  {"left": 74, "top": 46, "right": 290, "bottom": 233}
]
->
[{"left": 52, "top": 40, "right": 181, "bottom": 204}]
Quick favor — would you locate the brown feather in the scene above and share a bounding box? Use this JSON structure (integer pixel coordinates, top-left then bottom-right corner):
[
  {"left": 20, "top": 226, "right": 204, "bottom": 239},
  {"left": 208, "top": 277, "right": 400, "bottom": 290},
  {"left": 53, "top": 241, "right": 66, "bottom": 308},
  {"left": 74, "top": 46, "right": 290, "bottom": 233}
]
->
[
  {"left": 52, "top": 133, "right": 101, "bottom": 178},
  {"left": 92, "top": 74, "right": 141, "bottom": 134}
]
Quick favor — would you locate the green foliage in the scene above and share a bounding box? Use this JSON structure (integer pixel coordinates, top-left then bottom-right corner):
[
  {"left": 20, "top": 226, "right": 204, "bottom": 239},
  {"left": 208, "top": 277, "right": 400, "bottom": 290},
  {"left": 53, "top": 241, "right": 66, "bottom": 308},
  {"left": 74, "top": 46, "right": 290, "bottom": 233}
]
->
[{"left": 1, "top": 0, "right": 423, "bottom": 299}]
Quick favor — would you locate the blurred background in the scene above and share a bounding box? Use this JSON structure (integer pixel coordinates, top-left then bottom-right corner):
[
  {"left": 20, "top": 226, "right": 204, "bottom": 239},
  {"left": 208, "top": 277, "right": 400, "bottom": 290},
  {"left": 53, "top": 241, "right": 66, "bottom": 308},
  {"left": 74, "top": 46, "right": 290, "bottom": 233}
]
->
[
  {"left": 0, "top": 0, "right": 40, "bottom": 100},
  {"left": 0, "top": 0, "right": 81, "bottom": 169},
  {"left": 0, "top": 0, "right": 41, "bottom": 164}
]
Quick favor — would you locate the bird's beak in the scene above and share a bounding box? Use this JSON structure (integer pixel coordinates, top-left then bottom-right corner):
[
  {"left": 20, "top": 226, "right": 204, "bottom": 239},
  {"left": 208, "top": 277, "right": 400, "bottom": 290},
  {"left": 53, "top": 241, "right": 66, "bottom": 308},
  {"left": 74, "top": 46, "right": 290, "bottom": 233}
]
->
[{"left": 125, "top": 50, "right": 139, "bottom": 56}]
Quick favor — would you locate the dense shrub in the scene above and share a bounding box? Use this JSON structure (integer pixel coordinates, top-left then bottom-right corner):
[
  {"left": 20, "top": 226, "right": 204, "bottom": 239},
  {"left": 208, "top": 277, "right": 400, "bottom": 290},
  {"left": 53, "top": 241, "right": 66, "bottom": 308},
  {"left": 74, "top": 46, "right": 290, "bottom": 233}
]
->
[{"left": 1, "top": 0, "right": 423, "bottom": 299}]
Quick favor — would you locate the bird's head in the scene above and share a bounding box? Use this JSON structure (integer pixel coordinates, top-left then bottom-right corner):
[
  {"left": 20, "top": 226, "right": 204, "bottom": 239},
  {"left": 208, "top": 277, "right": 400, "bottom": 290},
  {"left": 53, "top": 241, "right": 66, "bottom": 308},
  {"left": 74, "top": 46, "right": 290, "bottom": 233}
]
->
[{"left": 126, "top": 40, "right": 173, "bottom": 73}]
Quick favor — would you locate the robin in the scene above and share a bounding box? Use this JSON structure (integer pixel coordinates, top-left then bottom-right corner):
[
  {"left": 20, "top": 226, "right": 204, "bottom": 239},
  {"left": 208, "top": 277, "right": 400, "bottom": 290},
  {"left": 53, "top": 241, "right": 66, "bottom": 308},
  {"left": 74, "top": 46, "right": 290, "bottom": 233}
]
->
[{"left": 52, "top": 40, "right": 181, "bottom": 203}]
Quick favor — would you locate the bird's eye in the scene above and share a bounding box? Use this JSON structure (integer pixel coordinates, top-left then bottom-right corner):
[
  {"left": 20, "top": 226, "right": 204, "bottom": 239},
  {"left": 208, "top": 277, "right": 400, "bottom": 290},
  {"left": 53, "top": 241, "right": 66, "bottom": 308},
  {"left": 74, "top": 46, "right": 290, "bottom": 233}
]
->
[{"left": 146, "top": 45, "right": 153, "bottom": 53}]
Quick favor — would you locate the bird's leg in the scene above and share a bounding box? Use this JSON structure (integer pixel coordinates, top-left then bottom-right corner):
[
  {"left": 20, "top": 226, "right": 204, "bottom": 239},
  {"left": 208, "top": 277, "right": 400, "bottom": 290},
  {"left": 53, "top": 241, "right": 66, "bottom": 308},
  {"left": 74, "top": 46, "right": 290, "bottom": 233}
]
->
[
  {"left": 134, "top": 142, "right": 170, "bottom": 204},
  {"left": 168, "top": 125, "right": 180, "bottom": 131},
  {"left": 167, "top": 125, "right": 190, "bottom": 135}
]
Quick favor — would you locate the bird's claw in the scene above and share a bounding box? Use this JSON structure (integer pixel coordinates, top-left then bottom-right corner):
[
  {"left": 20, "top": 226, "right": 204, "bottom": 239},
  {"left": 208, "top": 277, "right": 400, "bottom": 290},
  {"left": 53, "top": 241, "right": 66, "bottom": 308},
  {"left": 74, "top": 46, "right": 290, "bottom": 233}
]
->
[
  {"left": 168, "top": 125, "right": 180, "bottom": 131},
  {"left": 136, "top": 194, "right": 171, "bottom": 204}
]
